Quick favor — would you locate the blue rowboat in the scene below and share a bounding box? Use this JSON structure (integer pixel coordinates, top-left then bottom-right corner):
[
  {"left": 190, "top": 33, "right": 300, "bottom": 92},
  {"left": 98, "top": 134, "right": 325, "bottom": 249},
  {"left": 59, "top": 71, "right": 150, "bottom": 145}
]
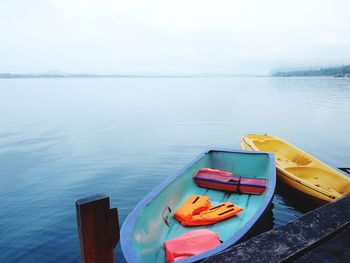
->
[{"left": 121, "top": 149, "right": 276, "bottom": 263}]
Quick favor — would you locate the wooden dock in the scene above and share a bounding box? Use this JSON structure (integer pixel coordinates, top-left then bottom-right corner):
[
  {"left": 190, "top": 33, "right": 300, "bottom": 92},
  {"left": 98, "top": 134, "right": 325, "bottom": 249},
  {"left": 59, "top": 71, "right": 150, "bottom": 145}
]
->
[
  {"left": 75, "top": 194, "right": 350, "bottom": 263},
  {"left": 202, "top": 194, "right": 350, "bottom": 263}
]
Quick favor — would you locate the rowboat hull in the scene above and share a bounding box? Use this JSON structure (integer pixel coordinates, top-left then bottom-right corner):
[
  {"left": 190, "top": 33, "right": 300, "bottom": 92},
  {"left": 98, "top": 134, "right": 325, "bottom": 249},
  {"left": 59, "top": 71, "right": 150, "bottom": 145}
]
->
[
  {"left": 241, "top": 134, "right": 350, "bottom": 203},
  {"left": 121, "top": 149, "right": 276, "bottom": 263}
]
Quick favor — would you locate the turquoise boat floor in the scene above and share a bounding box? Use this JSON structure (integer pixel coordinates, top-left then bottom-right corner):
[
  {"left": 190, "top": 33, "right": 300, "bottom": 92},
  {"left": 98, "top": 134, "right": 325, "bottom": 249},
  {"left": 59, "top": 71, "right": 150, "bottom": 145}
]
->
[
  {"left": 155, "top": 187, "right": 263, "bottom": 263},
  {"left": 125, "top": 151, "right": 274, "bottom": 263}
]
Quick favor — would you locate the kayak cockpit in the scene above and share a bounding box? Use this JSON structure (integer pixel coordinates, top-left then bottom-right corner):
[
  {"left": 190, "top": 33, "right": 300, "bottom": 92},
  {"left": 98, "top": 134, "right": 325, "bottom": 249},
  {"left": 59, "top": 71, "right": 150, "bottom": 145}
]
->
[{"left": 241, "top": 134, "right": 350, "bottom": 202}]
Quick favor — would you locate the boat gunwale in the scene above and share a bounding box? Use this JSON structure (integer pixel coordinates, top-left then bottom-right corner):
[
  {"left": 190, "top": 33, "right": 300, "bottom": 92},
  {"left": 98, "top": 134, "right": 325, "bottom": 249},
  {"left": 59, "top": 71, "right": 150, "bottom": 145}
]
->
[
  {"left": 241, "top": 134, "right": 347, "bottom": 200},
  {"left": 120, "top": 148, "right": 276, "bottom": 263}
]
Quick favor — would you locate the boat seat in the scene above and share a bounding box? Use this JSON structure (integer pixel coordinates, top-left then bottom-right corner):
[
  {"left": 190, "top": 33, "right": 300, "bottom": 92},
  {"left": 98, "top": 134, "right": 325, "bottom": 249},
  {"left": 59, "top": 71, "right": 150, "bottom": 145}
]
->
[
  {"left": 292, "top": 154, "right": 311, "bottom": 166},
  {"left": 276, "top": 157, "right": 293, "bottom": 168}
]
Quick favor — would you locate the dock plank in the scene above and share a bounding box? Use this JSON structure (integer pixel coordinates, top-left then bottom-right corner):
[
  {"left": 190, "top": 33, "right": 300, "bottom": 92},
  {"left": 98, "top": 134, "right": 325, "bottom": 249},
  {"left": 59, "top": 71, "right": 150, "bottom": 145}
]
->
[{"left": 202, "top": 194, "right": 350, "bottom": 263}]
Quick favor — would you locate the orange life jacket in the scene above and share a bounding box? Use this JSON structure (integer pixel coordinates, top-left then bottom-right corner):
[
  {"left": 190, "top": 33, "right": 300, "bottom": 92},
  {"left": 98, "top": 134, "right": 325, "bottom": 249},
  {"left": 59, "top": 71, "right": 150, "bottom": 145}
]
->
[
  {"left": 181, "top": 202, "right": 243, "bottom": 226},
  {"left": 174, "top": 196, "right": 243, "bottom": 226},
  {"left": 174, "top": 195, "right": 211, "bottom": 222}
]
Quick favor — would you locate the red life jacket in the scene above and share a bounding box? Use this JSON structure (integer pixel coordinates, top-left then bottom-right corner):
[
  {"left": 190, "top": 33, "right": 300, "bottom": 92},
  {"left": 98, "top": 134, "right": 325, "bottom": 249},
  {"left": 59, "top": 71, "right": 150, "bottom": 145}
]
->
[
  {"left": 164, "top": 229, "right": 221, "bottom": 262},
  {"left": 194, "top": 168, "right": 267, "bottom": 194}
]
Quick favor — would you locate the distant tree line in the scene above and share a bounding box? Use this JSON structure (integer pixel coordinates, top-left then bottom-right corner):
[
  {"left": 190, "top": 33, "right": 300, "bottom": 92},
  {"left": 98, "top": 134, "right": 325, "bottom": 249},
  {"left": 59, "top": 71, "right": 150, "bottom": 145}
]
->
[{"left": 273, "top": 65, "right": 350, "bottom": 77}]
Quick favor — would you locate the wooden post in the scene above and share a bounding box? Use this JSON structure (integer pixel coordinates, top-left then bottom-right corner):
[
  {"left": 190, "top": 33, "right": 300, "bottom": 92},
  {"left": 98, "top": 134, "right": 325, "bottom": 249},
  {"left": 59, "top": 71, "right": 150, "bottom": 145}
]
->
[{"left": 76, "top": 194, "right": 119, "bottom": 263}]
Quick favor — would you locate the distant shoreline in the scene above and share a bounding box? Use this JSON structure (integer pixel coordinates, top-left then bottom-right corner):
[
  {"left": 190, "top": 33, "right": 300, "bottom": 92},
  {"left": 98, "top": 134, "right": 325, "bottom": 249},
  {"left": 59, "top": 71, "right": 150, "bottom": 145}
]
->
[
  {"left": 272, "top": 65, "right": 350, "bottom": 77},
  {"left": 0, "top": 75, "right": 347, "bottom": 79},
  {"left": 1, "top": 68, "right": 350, "bottom": 79},
  {"left": 0, "top": 74, "right": 267, "bottom": 79}
]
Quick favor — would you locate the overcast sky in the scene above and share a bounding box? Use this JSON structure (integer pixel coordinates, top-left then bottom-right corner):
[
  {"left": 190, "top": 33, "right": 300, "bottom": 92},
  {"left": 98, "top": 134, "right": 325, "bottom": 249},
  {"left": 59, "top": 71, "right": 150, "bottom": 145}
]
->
[{"left": 1, "top": 0, "right": 350, "bottom": 75}]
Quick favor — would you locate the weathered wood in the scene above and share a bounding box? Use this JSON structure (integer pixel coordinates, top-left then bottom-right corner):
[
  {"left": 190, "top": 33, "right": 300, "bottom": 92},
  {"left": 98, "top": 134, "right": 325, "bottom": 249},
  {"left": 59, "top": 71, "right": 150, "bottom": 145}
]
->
[
  {"left": 293, "top": 225, "right": 350, "bottom": 262},
  {"left": 202, "top": 194, "right": 350, "bottom": 263},
  {"left": 76, "top": 194, "right": 119, "bottom": 263}
]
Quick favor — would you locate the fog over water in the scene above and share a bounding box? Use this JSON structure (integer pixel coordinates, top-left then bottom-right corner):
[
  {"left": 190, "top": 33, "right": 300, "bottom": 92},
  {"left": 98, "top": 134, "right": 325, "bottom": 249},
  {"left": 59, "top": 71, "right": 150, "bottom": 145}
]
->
[{"left": 1, "top": 0, "right": 350, "bottom": 75}]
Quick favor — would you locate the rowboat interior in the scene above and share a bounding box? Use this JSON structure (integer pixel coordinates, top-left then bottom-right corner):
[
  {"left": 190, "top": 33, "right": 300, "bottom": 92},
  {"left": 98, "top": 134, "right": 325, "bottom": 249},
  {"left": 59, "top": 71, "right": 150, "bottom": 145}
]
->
[{"left": 122, "top": 150, "right": 275, "bottom": 263}]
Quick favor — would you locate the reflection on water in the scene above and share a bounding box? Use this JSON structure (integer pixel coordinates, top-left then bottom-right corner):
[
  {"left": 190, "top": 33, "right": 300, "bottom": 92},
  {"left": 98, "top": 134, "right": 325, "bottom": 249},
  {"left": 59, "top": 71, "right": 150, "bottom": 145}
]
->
[{"left": 0, "top": 77, "right": 349, "bottom": 262}]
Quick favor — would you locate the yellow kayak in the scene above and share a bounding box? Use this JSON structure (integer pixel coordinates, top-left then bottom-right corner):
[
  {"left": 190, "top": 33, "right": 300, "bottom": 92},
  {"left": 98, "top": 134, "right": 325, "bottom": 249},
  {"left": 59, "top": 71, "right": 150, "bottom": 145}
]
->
[{"left": 241, "top": 134, "right": 350, "bottom": 202}]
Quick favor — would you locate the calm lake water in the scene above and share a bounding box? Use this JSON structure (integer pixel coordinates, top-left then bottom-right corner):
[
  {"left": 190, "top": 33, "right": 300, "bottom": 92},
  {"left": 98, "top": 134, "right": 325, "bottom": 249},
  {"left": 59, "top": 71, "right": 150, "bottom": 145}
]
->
[{"left": 0, "top": 77, "right": 349, "bottom": 262}]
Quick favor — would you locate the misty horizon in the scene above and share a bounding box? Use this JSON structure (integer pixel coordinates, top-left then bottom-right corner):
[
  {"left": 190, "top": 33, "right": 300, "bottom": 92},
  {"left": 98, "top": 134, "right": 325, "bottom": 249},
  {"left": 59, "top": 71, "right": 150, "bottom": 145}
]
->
[{"left": 1, "top": 63, "right": 349, "bottom": 77}]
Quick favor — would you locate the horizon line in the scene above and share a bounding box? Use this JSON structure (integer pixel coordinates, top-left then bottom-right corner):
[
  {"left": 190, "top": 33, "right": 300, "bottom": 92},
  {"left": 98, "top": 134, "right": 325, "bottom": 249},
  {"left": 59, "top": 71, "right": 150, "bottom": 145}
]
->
[{"left": 0, "top": 72, "right": 269, "bottom": 79}]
